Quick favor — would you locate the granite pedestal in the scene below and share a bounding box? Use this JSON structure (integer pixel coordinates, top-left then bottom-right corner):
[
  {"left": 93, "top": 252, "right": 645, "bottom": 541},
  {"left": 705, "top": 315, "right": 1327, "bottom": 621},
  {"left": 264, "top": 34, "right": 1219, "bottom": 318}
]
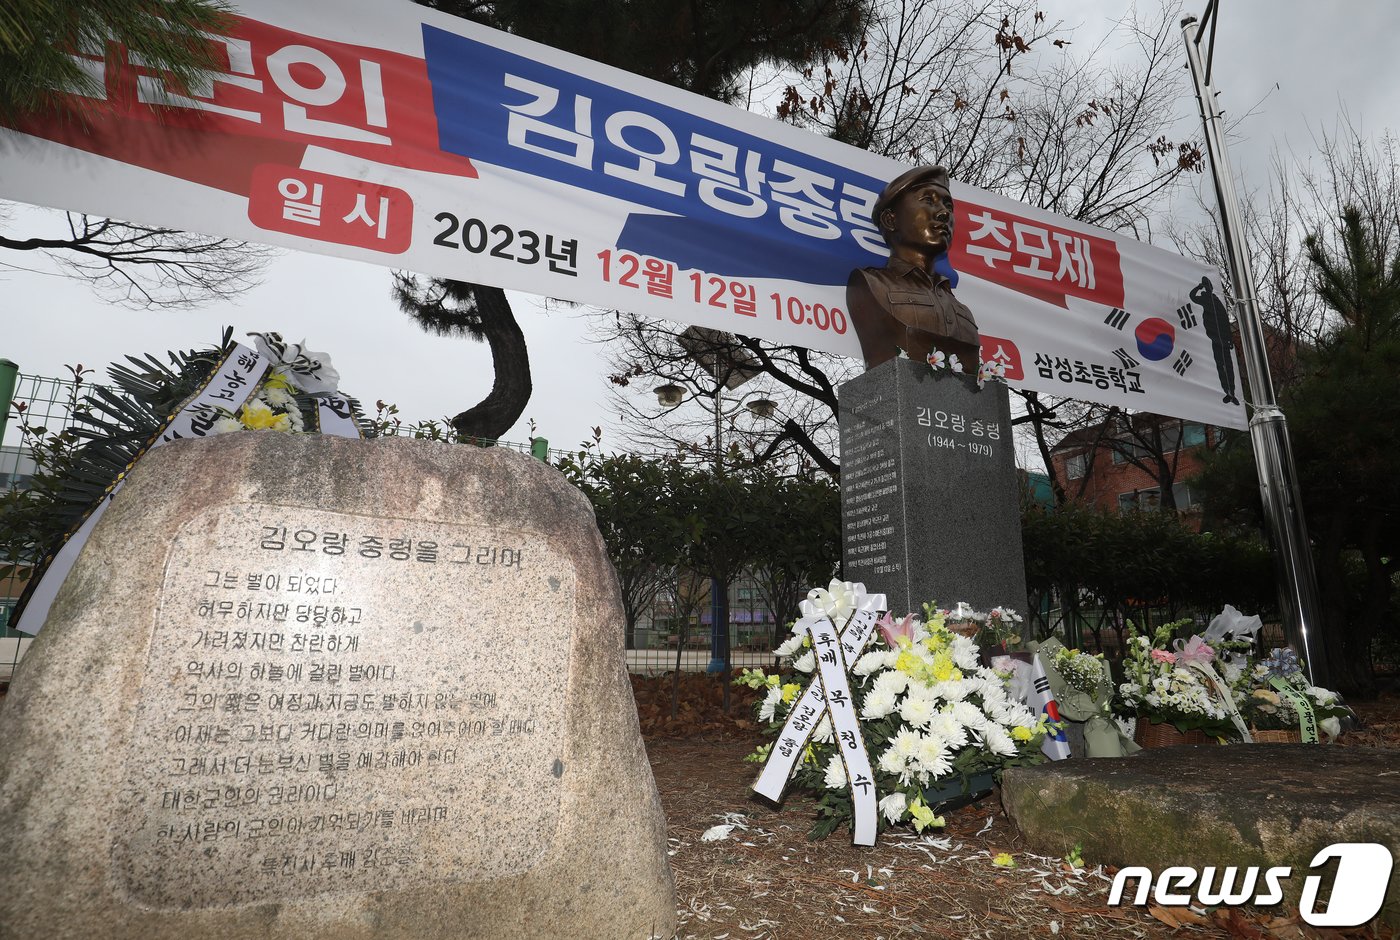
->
[{"left": 839, "top": 358, "right": 1028, "bottom": 617}]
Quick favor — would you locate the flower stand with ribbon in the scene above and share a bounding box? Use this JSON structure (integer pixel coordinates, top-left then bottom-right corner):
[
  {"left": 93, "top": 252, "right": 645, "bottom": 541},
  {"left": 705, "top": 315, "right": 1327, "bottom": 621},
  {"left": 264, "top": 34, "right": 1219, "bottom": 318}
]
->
[
  {"left": 752, "top": 584, "right": 886, "bottom": 846},
  {"left": 745, "top": 581, "right": 1051, "bottom": 846}
]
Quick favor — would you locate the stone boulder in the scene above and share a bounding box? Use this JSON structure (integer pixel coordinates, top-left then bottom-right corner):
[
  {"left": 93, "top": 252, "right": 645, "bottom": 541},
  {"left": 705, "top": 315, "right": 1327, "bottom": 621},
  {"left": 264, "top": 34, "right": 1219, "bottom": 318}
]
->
[
  {"left": 1002, "top": 745, "right": 1400, "bottom": 926},
  {"left": 0, "top": 433, "right": 675, "bottom": 939}
]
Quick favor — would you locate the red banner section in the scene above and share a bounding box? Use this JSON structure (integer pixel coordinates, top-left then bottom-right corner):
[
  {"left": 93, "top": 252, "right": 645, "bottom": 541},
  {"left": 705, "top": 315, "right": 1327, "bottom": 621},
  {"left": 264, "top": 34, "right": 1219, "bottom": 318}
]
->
[
  {"left": 7, "top": 16, "right": 475, "bottom": 199},
  {"left": 248, "top": 165, "right": 412, "bottom": 253},
  {"left": 952, "top": 201, "right": 1124, "bottom": 310}
]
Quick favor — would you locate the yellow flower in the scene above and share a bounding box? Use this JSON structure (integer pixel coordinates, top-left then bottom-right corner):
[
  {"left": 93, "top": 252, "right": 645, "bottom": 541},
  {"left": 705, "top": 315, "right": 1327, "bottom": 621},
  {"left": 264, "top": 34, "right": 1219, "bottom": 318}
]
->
[
  {"left": 262, "top": 370, "right": 294, "bottom": 391},
  {"left": 930, "top": 651, "right": 961, "bottom": 683},
  {"left": 908, "top": 798, "right": 945, "bottom": 833},
  {"left": 239, "top": 399, "right": 291, "bottom": 432},
  {"left": 781, "top": 683, "right": 801, "bottom": 704},
  {"left": 993, "top": 852, "right": 1017, "bottom": 868},
  {"left": 895, "top": 650, "right": 923, "bottom": 677},
  {"left": 1011, "top": 726, "right": 1032, "bottom": 742}
]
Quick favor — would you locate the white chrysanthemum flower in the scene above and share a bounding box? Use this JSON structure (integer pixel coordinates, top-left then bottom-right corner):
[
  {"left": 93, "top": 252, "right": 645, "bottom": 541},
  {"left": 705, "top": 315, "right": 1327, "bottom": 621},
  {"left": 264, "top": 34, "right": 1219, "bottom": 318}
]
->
[
  {"left": 903, "top": 677, "right": 937, "bottom": 701},
  {"left": 879, "top": 791, "right": 908, "bottom": 823},
  {"left": 976, "top": 675, "right": 1009, "bottom": 704},
  {"left": 950, "top": 635, "right": 981, "bottom": 671},
  {"left": 984, "top": 723, "right": 1018, "bottom": 757},
  {"left": 871, "top": 668, "right": 909, "bottom": 698},
  {"left": 951, "top": 700, "right": 988, "bottom": 732},
  {"left": 1307, "top": 686, "right": 1337, "bottom": 705},
  {"left": 892, "top": 727, "right": 922, "bottom": 761},
  {"left": 925, "top": 710, "right": 969, "bottom": 749},
  {"left": 935, "top": 677, "right": 971, "bottom": 703},
  {"left": 758, "top": 686, "right": 782, "bottom": 722},
  {"left": 775, "top": 634, "right": 804, "bottom": 657},
  {"left": 793, "top": 650, "right": 816, "bottom": 673},
  {"left": 211, "top": 415, "right": 243, "bottom": 435},
  {"left": 852, "top": 650, "right": 885, "bottom": 675},
  {"left": 812, "top": 717, "right": 834, "bottom": 744},
  {"left": 861, "top": 689, "right": 898, "bottom": 720},
  {"left": 989, "top": 698, "right": 1033, "bottom": 728},
  {"left": 916, "top": 734, "right": 953, "bottom": 777},
  {"left": 899, "top": 695, "right": 936, "bottom": 729},
  {"left": 824, "top": 755, "right": 847, "bottom": 789},
  {"left": 878, "top": 747, "right": 906, "bottom": 777},
  {"left": 262, "top": 385, "right": 297, "bottom": 410}
]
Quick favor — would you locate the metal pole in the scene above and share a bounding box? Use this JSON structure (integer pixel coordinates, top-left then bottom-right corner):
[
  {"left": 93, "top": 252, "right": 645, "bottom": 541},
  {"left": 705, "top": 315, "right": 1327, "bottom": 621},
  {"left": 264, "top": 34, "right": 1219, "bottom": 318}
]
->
[
  {"left": 707, "top": 387, "right": 727, "bottom": 674},
  {"left": 1181, "top": 16, "right": 1327, "bottom": 685},
  {"left": 0, "top": 359, "right": 17, "bottom": 445}
]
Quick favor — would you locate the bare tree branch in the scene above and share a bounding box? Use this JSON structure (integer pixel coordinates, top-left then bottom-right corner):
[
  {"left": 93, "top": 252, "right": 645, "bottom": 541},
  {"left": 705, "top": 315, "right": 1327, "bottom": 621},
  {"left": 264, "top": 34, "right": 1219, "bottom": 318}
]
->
[{"left": 0, "top": 209, "right": 271, "bottom": 308}]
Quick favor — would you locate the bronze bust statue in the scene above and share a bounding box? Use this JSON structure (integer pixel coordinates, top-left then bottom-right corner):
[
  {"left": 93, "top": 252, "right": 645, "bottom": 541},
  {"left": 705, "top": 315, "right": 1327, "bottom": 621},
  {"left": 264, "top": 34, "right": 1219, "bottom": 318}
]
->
[{"left": 846, "top": 166, "right": 980, "bottom": 370}]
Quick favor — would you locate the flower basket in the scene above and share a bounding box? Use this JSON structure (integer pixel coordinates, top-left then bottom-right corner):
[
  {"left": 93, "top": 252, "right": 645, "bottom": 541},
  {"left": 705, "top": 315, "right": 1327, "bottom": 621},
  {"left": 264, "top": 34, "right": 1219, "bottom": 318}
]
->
[
  {"left": 1134, "top": 719, "right": 1212, "bottom": 749},
  {"left": 1249, "top": 728, "right": 1303, "bottom": 744}
]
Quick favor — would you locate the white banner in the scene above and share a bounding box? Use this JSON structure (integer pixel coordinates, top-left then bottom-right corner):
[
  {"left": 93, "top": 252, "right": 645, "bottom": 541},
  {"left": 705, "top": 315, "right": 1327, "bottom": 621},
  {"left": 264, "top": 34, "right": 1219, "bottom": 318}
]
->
[{"left": 0, "top": 0, "right": 1245, "bottom": 428}]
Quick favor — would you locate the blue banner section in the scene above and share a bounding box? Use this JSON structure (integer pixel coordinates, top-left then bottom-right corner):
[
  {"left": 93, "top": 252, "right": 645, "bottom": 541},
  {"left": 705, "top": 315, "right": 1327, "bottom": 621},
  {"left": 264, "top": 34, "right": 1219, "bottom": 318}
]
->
[{"left": 422, "top": 24, "right": 896, "bottom": 285}]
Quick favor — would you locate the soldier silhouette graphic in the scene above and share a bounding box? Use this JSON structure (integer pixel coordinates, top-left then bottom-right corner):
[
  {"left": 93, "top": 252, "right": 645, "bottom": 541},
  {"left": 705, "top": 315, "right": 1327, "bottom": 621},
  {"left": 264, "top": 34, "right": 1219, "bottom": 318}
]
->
[{"left": 1188, "top": 276, "right": 1241, "bottom": 405}]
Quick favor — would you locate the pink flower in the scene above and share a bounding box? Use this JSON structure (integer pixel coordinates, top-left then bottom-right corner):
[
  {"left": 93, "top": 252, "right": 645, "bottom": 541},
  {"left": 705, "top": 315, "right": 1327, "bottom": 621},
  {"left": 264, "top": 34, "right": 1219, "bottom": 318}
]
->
[
  {"left": 879, "top": 613, "right": 918, "bottom": 648},
  {"left": 1150, "top": 649, "right": 1177, "bottom": 664}
]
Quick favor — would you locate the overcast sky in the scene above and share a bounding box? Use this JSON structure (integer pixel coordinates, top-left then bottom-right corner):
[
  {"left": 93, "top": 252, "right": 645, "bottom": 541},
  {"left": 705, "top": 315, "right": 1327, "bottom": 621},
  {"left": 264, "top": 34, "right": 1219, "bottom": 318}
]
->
[{"left": 3, "top": 0, "right": 1397, "bottom": 456}]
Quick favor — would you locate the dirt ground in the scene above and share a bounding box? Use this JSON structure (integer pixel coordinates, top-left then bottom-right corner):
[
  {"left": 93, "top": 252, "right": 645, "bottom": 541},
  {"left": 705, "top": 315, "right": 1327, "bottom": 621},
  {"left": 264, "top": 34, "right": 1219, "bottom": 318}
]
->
[{"left": 638, "top": 677, "right": 1400, "bottom": 940}]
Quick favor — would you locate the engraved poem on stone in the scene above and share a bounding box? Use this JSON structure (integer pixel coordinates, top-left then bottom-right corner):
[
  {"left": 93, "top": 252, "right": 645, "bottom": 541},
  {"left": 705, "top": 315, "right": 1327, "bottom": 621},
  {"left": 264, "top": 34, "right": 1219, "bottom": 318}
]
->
[{"left": 111, "top": 504, "right": 575, "bottom": 908}]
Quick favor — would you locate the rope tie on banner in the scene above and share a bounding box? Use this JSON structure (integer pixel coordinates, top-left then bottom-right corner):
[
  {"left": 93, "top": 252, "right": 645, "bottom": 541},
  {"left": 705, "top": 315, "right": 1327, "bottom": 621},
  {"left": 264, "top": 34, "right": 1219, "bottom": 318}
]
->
[
  {"left": 752, "top": 586, "right": 886, "bottom": 847},
  {"left": 1269, "top": 677, "right": 1319, "bottom": 743}
]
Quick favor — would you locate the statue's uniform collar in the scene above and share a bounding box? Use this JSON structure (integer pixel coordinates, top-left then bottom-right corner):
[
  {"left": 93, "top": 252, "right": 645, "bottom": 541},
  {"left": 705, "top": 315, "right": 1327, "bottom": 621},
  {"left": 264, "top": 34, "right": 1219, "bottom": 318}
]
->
[{"left": 883, "top": 257, "right": 953, "bottom": 290}]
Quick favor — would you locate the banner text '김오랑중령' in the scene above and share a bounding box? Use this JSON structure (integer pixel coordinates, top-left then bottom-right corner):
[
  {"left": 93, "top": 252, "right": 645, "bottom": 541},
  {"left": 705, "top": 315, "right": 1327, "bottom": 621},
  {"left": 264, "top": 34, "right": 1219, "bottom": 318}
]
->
[{"left": 0, "top": 0, "right": 1245, "bottom": 429}]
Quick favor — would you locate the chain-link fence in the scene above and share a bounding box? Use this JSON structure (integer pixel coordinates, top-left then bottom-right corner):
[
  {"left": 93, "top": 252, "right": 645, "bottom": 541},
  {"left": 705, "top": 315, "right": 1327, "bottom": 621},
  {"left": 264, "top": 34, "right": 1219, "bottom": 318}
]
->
[
  {"left": 0, "top": 367, "right": 106, "bottom": 681},
  {"left": 624, "top": 575, "right": 790, "bottom": 676}
]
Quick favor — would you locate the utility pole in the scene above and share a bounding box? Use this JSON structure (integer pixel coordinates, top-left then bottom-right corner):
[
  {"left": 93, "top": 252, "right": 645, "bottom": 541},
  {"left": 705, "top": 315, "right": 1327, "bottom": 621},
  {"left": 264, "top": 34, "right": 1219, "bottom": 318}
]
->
[{"left": 1181, "top": 8, "right": 1327, "bottom": 685}]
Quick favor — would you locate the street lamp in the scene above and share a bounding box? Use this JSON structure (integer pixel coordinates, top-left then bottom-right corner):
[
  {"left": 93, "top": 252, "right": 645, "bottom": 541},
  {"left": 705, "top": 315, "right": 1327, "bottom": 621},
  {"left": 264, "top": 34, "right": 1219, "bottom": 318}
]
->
[
  {"left": 654, "top": 384, "right": 778, "bottom": 468},
  {"left": 654, "top": 380, "right": 776, "bottom": 674}
]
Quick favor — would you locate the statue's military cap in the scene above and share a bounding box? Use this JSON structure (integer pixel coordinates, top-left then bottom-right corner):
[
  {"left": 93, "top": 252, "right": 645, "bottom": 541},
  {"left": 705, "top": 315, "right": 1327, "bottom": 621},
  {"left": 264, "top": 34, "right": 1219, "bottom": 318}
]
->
[{"left": 872, "top": 165, "right": 952, "bottom": 226}]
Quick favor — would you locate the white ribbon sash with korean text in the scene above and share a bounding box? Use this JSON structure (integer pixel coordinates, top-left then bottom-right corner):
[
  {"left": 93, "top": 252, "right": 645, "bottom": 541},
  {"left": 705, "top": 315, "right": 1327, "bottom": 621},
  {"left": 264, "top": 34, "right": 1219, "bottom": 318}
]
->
[
  {"left": 14, "top": 343, "right": 363, "bottom": 635},
  {"left": 14, "top": 344, "right": 269, "bottom": 635},
  {"left": 0, "top": 0, "right": 1244, "bottom": 429},
  {"left": 753, "top": 588, "right": 885, "bottom": 847},
  {"left": 315, "top": 397, "right": 364, "bottom": 438}
]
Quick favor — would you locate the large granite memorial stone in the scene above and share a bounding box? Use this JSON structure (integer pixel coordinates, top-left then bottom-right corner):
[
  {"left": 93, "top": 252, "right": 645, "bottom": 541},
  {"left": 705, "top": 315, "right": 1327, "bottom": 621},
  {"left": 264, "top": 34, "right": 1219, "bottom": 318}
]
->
[
  {"left": 0, "top": 433, "right": 675, "bottom": 940},
  {"left": 840, "top": 357, "right": 1028, "bottom": 616}
]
